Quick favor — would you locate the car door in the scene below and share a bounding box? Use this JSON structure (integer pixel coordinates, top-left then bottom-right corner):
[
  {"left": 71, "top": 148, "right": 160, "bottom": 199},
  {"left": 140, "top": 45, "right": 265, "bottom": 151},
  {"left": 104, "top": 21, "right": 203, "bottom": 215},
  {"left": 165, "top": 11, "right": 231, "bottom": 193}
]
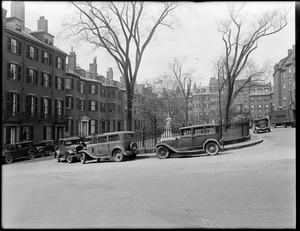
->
[
  {"left": 193, "top": 127, "right": 206, "bottom": 150},
  {"left": 96, "top": 136, "right": 110, "bottom": 157},
  {"left": 178, "top": 128, "right": 193, "bottom": 151}
]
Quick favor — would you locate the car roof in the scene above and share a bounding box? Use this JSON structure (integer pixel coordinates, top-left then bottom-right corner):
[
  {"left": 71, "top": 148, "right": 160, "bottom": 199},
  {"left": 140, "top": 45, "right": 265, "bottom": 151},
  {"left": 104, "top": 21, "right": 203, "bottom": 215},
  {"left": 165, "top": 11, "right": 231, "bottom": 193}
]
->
[
  {"left": 58, "top": 136, "right": 80, "bottom": 141},
  {"left": 179, "top": 124, "right": 219, "bottom": 130},
  {"left": 12, "top": 141, "right": 33, "bottom": 145},
  {"left": 98, "top": 131, "right": 134, "bottom": 137},
  {"left": 254, "top": 118, "right": 268, "bottom": 122},
  {"left": 37, "top": 139, "right": 54, "bottom": 143}
]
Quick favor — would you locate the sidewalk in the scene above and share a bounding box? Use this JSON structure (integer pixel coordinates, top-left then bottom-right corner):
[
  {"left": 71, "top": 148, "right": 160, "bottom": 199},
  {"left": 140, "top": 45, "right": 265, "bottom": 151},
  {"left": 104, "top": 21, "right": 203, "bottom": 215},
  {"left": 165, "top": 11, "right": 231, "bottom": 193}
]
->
[{"left": 138, "top": 133, "right": 263, "bottom": 158}]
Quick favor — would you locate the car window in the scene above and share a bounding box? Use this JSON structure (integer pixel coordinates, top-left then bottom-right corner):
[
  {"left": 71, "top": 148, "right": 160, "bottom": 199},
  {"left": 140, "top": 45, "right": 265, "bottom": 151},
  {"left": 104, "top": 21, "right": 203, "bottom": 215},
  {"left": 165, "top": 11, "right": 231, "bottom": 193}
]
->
[
  {"left": 181, "top": 129, "right": 191, "bottom": 136},
  {"left": 65, "top": 139, "right": 80, "bottom": 146},
  {"left": 109, "top": 135, "right": 119, "bottom": 142},
  {"left": 98, "top": 137, "right": 107, "bottom": 143},
  {"left": 194, "top": 127, "right": 205, "bottom": 135},
  {"left": 205, "top": 127, "right": 215, "bottom": 134}
]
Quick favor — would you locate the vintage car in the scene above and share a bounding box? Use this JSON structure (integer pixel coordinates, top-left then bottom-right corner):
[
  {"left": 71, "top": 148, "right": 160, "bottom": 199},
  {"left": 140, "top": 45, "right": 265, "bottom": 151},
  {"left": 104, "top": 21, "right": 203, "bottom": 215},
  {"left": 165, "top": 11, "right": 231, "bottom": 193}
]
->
[
  {"left": 83, "top": 136, "right": 94, "bottom": 145},
  {"left": 155, "top": 124, "right": 224, "bottom": 159},
  {"left": 35, "top": 139, "right": 58, "bottom": 157},
  {"left": 78, "top": 131, "right": 139, "bottom": 164},
  {"left": 55, "top": 136, "right": 84, "bottom": 163},
  {"left": 2, "top": 141, "right": 39, "bottom": 164},
  {"left": 252, "top": 118, "right": 271, "bottom": 133}
]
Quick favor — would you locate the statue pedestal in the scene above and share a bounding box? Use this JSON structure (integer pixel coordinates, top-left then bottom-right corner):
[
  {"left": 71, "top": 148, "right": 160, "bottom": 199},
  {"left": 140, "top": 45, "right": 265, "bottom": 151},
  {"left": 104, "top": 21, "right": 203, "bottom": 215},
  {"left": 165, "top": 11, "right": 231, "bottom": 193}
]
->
[{"left": 161, "top": 130, "right": 173, "bottom": 139}]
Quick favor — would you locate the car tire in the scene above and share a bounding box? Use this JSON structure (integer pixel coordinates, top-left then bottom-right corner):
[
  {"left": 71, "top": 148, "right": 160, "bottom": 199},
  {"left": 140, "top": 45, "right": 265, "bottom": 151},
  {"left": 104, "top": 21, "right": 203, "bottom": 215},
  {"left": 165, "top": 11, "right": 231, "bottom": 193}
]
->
[
  {"left": 80, "top": 153, "right": 86, "bottom": 164},
  {"left": 67, "top": 155, "right": 73, "bottom": 164},
  {"left": 205, "top": 142, "right": 219, "bottom": 156},
  {"left": 28, "top": 151, "right": 35, "bottom": 160},
  {"left": 4, "top": 155, "right": 13, "bottom": 164},
  {"left": 156, "top": 146, "right": 170, "bottom": 159},
  {"left": 40, "top": 150, "right": 46, "bottom": 157},
  {"left": 113, "top": 150, "right": 124, "bottom": 162}
]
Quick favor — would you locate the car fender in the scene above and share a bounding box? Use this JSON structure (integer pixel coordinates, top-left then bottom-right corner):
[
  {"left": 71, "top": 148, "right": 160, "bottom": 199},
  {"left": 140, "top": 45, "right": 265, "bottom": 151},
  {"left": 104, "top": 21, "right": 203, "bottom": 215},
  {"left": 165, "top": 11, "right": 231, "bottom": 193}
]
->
[
  {"left": 203, "top": 139, "right": 223, "bottom": 149},
  {"left": 155, "top": 143, "right": 178, "bottom": 153},
  {"left": 78, "top": 149, "right": 96, "bottom": 159},
  {"left": 111, "top": 145, "right": 126, "bottom": 156}
]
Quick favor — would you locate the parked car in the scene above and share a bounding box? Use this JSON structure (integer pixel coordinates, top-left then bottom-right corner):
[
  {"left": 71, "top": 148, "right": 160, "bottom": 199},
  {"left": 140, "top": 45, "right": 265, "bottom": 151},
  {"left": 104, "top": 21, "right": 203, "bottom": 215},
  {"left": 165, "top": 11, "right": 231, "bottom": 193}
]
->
[
  {"left": 78, "top": 131, "right": 139, "bottom": 164},
  {"left": 35, "top": 139, "right": 58, "bottom": 157},
  {"left": 55, "top": 137, "right": 84, "bottom": 163},
  {"left": 155, "top": 124, "right": 224, "bottom": 159},
  {"left": 2, "top": 141, "right": 39, "bottom": 164},
  {"left": 83, "top": 136, "right": 94, "bottom": 145},
  {"left": 252, "top": 118, "right": 271, "bottom": 133}
]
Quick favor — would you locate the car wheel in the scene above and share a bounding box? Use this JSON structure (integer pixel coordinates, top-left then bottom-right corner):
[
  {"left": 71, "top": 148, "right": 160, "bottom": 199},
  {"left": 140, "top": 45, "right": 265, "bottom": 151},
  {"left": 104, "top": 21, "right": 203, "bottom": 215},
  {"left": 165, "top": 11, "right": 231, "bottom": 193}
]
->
[
  {"left": 156, "top": 146, "right": 170, "bottom": 159},
  {"left": 80, "top": 153, "right": 86, "bottom": 164},
  {"left": 28, "top": 151, "right": 35, "bottom": 160},
  {"left": 205, "top": 142, "right": 219, "bottom": 156},
  {"left": 54, "top": 152, "right": 57, "bottom": 158},
  {"left": 67, "top": 155, "right": 73, "bottom": 164},
  {"left": 113, "top": 150, "right": 124, "bottom": 162},
  {"left": 40, "top": 150, "right": 46, "bottom": 157},
  {"left": 5, "top": 155, "right": 13, "bottom": 164}
]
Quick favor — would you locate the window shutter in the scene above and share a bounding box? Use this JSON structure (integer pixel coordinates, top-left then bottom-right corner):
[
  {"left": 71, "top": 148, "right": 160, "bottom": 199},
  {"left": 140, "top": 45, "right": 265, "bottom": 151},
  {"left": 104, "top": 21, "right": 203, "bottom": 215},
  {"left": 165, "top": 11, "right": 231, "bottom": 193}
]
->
[
  {"left": 61, "top": 101, "right": 64, "bottom": 115},
  {"left": 52, "top": 126, "right": 55, "bottom": 140},
  {"left": 35, "top": 48, "right": 39, "bottom": 61},
  {"left": 89, "top": 84, "right": 91, "bottom": 94},
  {"left": 43, "top": 126, "right": 46, "bottom": 140},
  {"left": 96, "top": 101, "right": 98, "bottom": 111},
  {"left": 49, "top": 74, "right": 52, "bottom": 87},
  {"left": 26, "top": 95, "right": 30, "bottom": 113},
  {"left": 62, "top": 58, "right": 65, "bottom": 70},
  {"left": 17, "top": 65, "right": 21, "bottom": 81},
  {"left": 96, "top": 85, "right": 98, "bottom": 94},
  {"left": 41, "top": 72, "right": 44, "bottom": 86},
  {"left": 71, "top": 97, "right": 74, "bottom": 109},
  {"left": 49, "top": 99, "right": 52, "bottom": 114},
  {"left": 62, "top": 78, "right": 65, "bottom": 90},
  {"left": 42, "top": 52, "right": 45, "bottom": 63},
  {"left": 30, "top": 126, "right": 34, "bottom": 140},
  {"left": 55, "top": 76, "right": 58, "bottom": 89},
  {"left": 71, "top": 79, "right": 74, "bottom": 90},
  {"left": 6, "top": 92, "right": 11, "bottom": 111},
  {"left": 17, "top": 94, "right": 21, "bottom": 113},
  {"left": 55, "top": 56, "right": 58, "bottom": 68},
  {"left": 35, "top": 97, "right": 38, "bottom": 115},
  {"left": 20, "top": 126, "right": 24, "bottom": 141},
  {"left": 49, "top": 53, "right": 52, "bottom": 65},
  {"left": 88, "top": 100, "right": 91, "bottom": 111},
  {"left": 17, "top": 41, "right": 22, "bottom": 55},
  {"left": 26, "top": 45, "right": 30, "bottom": 58},
  {"left": 54, "top": 99, "right": 57, "bottom": 115},
  {"left": 7, "top": 63, "right": 11, "bottom": 78},
  {"left": 34, "top": 70, "right": 38, "bottom": 85},
  {"left": 8, "top": 38, "right": 11, "bottom": 52}
]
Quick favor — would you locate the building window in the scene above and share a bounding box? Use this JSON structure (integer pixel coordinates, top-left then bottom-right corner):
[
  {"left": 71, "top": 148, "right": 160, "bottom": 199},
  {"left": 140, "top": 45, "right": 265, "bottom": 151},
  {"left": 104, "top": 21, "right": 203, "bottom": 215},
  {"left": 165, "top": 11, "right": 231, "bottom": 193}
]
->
[
  {"left": 90, "top": 120, "right": 96, "bottom": 135},
  {"left": 288, "top": 77, "right": 292, "bottom": 86},
  {"left": 264, "top": 88, "right": 269, "bottom": 94},
  {"left": 264, "top": 104, "right": 269, "bottom": 111},
  {"left": 43, "top": 126, "right": 54, "bottom": 140},
  {"left": 42, "top": 51, "right": 52, "bottom": 65},
  {"left": 257, "top": 97, "right": 261, "bottom": 102},
  {"left": 65, "top": 119, "right": 74, "bottom": 136},
  {"left": 65, "top": 96, "right": 73, "bottom": 109},
  {"left": 26, "top": 68, "right": 38, "bottom": 85},
  {"left": 250, "top": 105, "right": 255, "bottom": 111},
  {"left": 26, "top": 95, "right": 38, "bottom": 118},
  {"left": 55, "top": 99, "right": 64, "bottom": 117},
  {"left": 7, "top": 63, "right": 21, "bottom": 80},
  {"left": 250, "top": 97, "right": 255, "bottom": 102},
  {"left": 89, "top": 100, "right": 98, "bottom": 111},
  {"left": 109, "top": 89, "right": 116, "bottom": 98},
  {"left": 257, "top": 89, "right": 262, "bottom": 94},
  {"left": 21, "top": 126, "right": 33, "bottom": 141},
  {"left": 89, "top": 84, "right": 98, "bottom": 94},
  {"left": 250, "top": 89, "right": 255, "bottom": 94},
  {"left": 41, "top": 72, "right": 52, "bottom": 88},
  {"left": 8, "top": 38, "right": 22, "bottom": 54},
  {"left": 283, "top": 93, "right": 286, "bottom": 101},
  {"left": 6, "top": 92, "right": 20, "bottom": 117},
  {"left": 264, "top": 96, "right": 269, "bottom": 101},
  {"left": 117, "top": 105, "right": 121, "bottom": 114},
  {"left": 109, "top": 103, "right": 115, "bottom": 113},
  {"left": 55, "top": 56, "right": 64, "bottom": 70},
  {"left": 27, "top": 45, "right": 39, "bottom": 61},
  {"left": 41, "top": 97, "right": 52, "bottom": 119},
  {"left": 79, "top": 82, "right": 85, "bottom": 94},
  {"left": 78, "top": 99, "right": 85, "bottom": 111},
  {"left": 55, "top": 76, "right": 64, "bottom": 90},
  {"left": 258, "top": 105, "right": 262, "bottom": 111}
]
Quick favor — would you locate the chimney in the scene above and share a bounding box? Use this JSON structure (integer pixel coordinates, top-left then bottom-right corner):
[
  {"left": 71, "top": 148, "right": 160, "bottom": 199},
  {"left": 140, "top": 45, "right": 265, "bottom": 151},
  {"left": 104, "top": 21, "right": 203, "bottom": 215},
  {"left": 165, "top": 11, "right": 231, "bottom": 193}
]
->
[
  {"left": 106, "top": 67, "right": 113, "bottom": 80},
  {"left": 68, "top": 46, "right": 77, "bottom": 73},
  {"left": 288, "top": 49, "right": 292, "bottom": 56},
  {"left": 10, "top": 1, "right": 25, "bottom": 29},
  {"left": 38, "top": 16, "right": 48, "bottom": 32},
  {"left": 89, "top": 56, "right": 97, "bottom": 79}
]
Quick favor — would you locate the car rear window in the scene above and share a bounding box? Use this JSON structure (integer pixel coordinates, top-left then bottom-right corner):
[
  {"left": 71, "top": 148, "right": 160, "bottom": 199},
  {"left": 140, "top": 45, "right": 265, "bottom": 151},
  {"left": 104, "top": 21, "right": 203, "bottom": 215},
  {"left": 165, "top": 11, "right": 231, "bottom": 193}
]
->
[
  {"left": 97, "top": 137, "right": 107, "bottom": 143},
  {"left": 109, "top": 135, "right": 119, "bottom": 142},
  {"left": 205, "top": 127, "right": 215, "bottom": 134},
  {"left": 194, "top": 128, "right": 205, "bottom": 135}
]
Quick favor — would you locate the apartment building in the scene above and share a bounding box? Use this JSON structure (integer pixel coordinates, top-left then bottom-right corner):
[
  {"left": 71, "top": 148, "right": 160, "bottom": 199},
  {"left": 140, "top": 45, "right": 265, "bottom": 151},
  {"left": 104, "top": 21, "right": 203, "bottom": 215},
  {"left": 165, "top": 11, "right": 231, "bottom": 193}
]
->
[{"left": 273, "top": 45, "right": 296, "bottom": 111}]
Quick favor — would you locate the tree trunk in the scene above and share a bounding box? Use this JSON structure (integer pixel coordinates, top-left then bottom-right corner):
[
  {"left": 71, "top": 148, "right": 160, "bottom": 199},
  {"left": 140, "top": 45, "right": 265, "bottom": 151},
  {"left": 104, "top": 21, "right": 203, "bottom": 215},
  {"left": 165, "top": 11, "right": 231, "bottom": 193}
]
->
[{"left": 127, "top": 89, "right": 134, "bottom": 131}]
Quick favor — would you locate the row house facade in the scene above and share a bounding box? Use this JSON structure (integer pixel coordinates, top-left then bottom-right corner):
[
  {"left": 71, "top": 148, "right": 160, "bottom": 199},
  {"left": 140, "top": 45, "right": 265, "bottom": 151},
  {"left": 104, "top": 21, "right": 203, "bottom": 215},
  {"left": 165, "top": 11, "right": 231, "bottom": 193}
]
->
[
  {"left": 2, "top": 3, "right": 68, "bottom": 145},
  {"left": 2, "top": 2, "right": 128, "bottom": 146},
  {"left": 273, "top": 45, "right": 296, "bottom": 111}
]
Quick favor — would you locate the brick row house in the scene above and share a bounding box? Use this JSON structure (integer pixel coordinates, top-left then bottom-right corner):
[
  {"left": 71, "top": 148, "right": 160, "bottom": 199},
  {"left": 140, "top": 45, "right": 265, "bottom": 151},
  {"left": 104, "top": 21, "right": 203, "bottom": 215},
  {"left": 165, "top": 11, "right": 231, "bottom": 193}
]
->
[{"left": 2, "top": 2, "right": 127, "bottom": 146}]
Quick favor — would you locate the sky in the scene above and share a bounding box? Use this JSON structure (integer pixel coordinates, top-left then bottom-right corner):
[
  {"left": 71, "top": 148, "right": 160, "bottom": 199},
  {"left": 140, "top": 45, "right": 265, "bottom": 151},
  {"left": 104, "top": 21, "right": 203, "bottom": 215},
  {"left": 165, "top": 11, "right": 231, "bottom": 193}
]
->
[{"left": 2, "top": 1, "right": 295, "bottom": 86}]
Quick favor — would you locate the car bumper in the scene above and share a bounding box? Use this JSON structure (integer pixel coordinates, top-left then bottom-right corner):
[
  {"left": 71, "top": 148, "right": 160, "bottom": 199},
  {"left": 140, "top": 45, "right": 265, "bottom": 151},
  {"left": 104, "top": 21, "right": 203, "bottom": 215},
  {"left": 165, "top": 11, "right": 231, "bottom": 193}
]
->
[{"left": 125, "top": 150, "right": 139, "bottom": 156}]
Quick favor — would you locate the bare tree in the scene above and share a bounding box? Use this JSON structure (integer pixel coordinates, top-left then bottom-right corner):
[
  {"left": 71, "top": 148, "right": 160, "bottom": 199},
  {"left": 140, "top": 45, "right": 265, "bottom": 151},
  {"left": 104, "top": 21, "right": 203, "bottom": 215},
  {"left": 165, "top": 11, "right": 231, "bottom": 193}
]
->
[
  {"left": 66, "top": 1, "right": 179, "bottom": 130},
  {"left": 217, "top": 3, "right": 289, "bottom": 126},
  {"left": 169, "top": 58, "right": 194, "bottom": 125}
]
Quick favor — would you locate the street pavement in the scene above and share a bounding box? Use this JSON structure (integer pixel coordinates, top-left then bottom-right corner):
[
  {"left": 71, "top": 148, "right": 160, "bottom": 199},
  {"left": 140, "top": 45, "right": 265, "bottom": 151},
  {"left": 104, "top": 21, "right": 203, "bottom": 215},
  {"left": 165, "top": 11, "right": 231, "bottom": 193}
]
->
[{"left": 2, "top": 127, "right": 295, "bottom": 228}]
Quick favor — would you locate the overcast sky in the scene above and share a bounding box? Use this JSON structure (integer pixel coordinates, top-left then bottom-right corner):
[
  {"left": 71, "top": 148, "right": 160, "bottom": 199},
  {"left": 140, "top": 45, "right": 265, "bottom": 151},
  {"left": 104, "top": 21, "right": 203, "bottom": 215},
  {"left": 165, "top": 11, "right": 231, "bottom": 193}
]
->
[{"left": 2, "top": 1, "right": 295, "bottom": 85}]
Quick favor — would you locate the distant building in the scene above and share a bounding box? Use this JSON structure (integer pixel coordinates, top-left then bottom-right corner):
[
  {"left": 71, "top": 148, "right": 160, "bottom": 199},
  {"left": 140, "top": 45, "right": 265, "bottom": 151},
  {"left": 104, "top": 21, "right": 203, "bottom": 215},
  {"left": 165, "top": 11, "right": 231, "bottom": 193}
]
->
[{"left": 273, "top": 45, "right": 296, "bottom": 111}]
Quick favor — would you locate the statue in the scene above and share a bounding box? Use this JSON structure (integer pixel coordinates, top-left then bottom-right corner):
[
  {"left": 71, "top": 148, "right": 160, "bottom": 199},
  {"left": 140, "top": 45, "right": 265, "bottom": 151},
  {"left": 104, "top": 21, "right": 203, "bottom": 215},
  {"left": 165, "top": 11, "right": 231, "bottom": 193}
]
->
[{"left": 162, "top": 114, "right": 173, "bottom": 139}]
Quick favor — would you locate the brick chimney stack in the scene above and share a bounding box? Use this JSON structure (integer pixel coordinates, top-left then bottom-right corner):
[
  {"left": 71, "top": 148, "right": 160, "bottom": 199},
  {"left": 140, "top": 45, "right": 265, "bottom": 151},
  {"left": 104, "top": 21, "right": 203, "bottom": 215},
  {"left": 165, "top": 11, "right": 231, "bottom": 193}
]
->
[
  {"left": 68, "top": 46, "right": 77, "bottom": 73},
  {"left": 38, "top": 16, "right": 48, "bottom": 32},
  {"left": 10, "top": 1, "right": 25, "bottom": 29}
]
